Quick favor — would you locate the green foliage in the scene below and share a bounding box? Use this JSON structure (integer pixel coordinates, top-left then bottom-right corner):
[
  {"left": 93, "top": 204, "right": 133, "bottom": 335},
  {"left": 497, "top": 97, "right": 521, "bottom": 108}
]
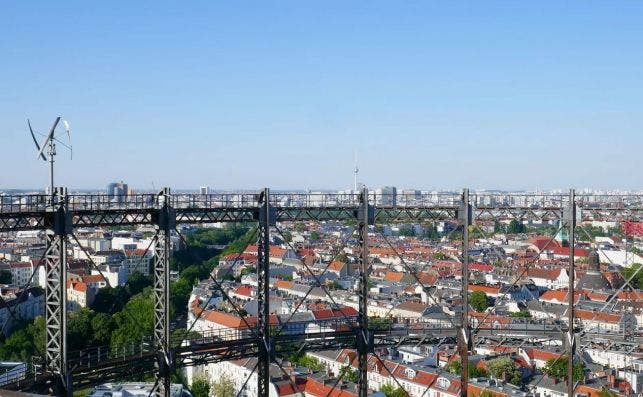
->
[
  {"left": 91, "top": 273, "right": 152, "bottom": 315},
  {"left": 369, "top": 317, "right": 392, "bottom": 330},
  {"left": 339, "top": 365, "right": 359, "bottom": 383},
  {"left": 510, "top": 311, "right": 532, "bottom": 318},
  {"left": 190, "top": 377, "right": 211, "bottom": 397},
  {"left": 494, "top": 221, "right": 506, "bottom": 234},
  {"left": 170, "top": 278, "right": 193, "bottom": 317},
  {"left": 622, "top": 263, "right": 643, "bottom": 289},
  {"left": 335, "top": 252, "right": 349, "bottom": 262},
  {"left": 0, "top": 316, "right": 45, "bottom": 361},
  {"left": 211, "top": 373, "right": 235, "bottom": 397},
  {"left": 289, "top": 353, "right": 324, "bottom": 371},
  {"left": 543, "top": 357, "right": 584, "bottom": 383},
  {"left": 506, "top": 220, "right": 526, "bottom": 234},
  {"left": 68, "top": 308, "right": 93, "bottom": 351},
  {"left": 221, "top": 226, "right": 255, "bottom": 255},
  {"left": 399, "top": 225, "right": 416, "bottom": 237},
  {"left": 597, "top": 387, "right": 618, "bottom": 397},
  {"left": 576, "top": 224, "right": 610, "bottom": 241},
  {"left": 422, "top": 224, "right": 440, "bottom": 239},
  {"left": 189, "top": 225, "right": 250, "bottom": 248},
  {"left": 0, "top": 270, "right": 12, "bottom": 284},
  {"left": 282, "top": 231, "right": 293, "bottom": 243},
  {"left": 486, "top": 357, "right": 522, "bottom": 385},
  {"left": 294, "top": 223, "right": 307, "bottom": 233},
  {"left": 479, "top": 391, "right": 494, "bottom": 397},
  {"left": 381, "top": 383, "right": 407, "bottom": 397},
  {"left": 446, "top": 360, "right": 461, "bottom": 374},
  {"left": 328, "top": 280, "right": 345, "bottom": 290},
  {"left": 470, "top": 290, "right": 490, "bottom": 312},
  {"left": 309, "top": 231, "right": 321, "bottom": 242},
  {"left": 110, "top": 290, "right": 154, "bottom": 351},
  {"left": 432, "top": 252, "right": 447, "bottom": 260},
  {"left": 445, "top": 361, "right": 488, "bottom": 378},
  {"left": 91, "top": 312, "right": 115, "bottom": 346}
]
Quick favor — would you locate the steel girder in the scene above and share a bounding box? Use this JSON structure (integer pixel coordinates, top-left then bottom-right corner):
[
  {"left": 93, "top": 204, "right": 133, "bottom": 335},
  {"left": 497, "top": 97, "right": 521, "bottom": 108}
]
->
[
  {"left": 357, "top": 188, "right": 373, "bottom": 397},
  {"left": 44, "top": 188, "right": 72, "bottom": 397},
  {"left": 152, "top": 188, "right": 174, "bottom": 397},
  {"left": 256, "top": 188, "right": 273, "bottom": 397}
]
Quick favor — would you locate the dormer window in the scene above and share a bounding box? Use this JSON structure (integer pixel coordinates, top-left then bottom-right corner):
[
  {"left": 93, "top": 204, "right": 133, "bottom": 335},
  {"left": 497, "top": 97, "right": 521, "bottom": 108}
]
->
[
  {"left": 437, "top": 377, "right": 450, "bottom": 389},
  {"left": 404, "top": 368, "right": 416, "bottom": 378}
]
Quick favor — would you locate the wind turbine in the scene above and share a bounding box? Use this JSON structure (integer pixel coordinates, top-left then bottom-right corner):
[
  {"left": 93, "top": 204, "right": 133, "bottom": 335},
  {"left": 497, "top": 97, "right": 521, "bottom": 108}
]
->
[{"left": 27, "top": 117, "right": 73, "bottom": 200}]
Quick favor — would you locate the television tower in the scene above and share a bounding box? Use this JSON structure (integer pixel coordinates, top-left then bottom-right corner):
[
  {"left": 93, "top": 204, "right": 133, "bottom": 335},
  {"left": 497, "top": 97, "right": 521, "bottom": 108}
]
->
[{"left": 353, "top": 151, "right": 359, "bottom": 192}]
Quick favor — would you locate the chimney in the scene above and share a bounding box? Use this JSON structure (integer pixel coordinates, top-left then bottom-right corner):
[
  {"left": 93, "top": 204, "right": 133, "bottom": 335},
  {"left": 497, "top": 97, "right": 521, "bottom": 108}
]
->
[{"left": 607, "top": 373, "right": 616, "bottom": 387}]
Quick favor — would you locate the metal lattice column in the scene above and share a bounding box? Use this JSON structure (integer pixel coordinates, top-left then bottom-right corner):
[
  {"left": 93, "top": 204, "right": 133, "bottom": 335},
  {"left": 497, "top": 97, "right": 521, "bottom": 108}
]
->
[
  {"left": 566, "top": 189, "right": 577, "bottom": 396},
  {"left": 459, "top": 189, "right": 472, "bottom": 397},
  {"left": 257, "top": 188, "right": 274, "bottom": 397},
  {"left": 153, "top": 188, "right": 174, "bottom": 397},
  {"left": 357, "top": 187, "right": 373, "bottom": 397},
  {"left": 44, "top": 187, "right": 71, "bottom": 396}
]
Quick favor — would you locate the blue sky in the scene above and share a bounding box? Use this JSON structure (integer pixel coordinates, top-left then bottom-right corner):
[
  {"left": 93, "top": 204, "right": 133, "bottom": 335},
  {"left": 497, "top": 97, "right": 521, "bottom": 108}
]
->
[{"left": 2, "top": 2, "right": 642, "bottom": 191}]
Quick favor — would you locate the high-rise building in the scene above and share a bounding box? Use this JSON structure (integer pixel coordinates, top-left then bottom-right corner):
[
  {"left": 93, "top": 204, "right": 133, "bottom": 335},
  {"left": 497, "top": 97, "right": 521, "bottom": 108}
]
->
[
  {"left": 375, "top": 186, "right": 397, "bottom": 206},
  {"left": 200, "top": 186, "right": 210, "bottom": 195},
  {"left": 107, "top": 181, "right": 128, "bottom": 203}
]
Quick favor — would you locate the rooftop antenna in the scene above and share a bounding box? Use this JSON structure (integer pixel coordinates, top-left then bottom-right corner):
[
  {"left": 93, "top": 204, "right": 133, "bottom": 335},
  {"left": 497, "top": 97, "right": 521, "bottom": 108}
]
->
[
  {"left": 353, "top": 150, "right": 359, "bottom": 192},
  {"left": 28, "top": 116, "right": 73, "bottom": 201}
]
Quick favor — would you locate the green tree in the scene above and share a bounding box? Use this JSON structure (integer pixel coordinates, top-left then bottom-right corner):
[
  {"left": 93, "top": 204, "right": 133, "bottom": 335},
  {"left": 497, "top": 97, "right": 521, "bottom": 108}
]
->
[
  {"left": 339, "top": 365, "right": 359, "bottom": 383},
  {"left": 493, "top": 221, "right": 506, "bottom": 234},
  {"left": 0, "top": 316, "right": 45, "bottom": 361},
  {"left": 381, "top": 383, "right": 407, "bottom": 397},
  {"left": 399, "top": 225, "right": 416, "bottom": 237},
  {"left": 91, "top": 312, "right": 115, "bottom": 346},
  {"left": 0, "top": 270, "right": 12, "bottom": 284},
  {"left": 470, "top": 291, "right": 489, "bottom": 312},
  {"left": 92, "top": 285, "right": 129, "bottom": 314},
  {"left": 309, "top": 231, "right": 321, "bottom": 242},
  {"left": 211, "top": 373, "right": 235, "bottom": 397},
  {"left": 445, "top": 361, "right": 488, "bottom": 378},
  {"left": 510, "top": 311, "right": 531, "bottom": 318},
  {"left": 125, "top": 272, "right": 152, "bottom": 295},
  {"left": 506, "top": 220, "right": 526, "bottom": 234},
  {"left": 487, "top": 357, "right": 522, "bottom": 385},
  {"left": 110, "top": 290, "right": 154, "bottom": 351},
  {"left": 622, "top": 263, "right": 643, "bottom": 289},
  {"left": 289, "top": 354, "right": 324, "bottom": 371},
  {"left": 67, "top": 308, "right": 93, "bottom": 351},
  {"left": 282, "top": 231, "right": 293, "bottom": 243},
  {"left": 432, "top": 252, "right": 447, "bottom": 260},
  {"left": 190, "top": 377, "right": 211, "bottom": 397},
  {"left": 446, "top": 360, "right": 461, "bottom": 374},
  {"left": 543, "top": 357, "right": 584, "bottom": 383}
]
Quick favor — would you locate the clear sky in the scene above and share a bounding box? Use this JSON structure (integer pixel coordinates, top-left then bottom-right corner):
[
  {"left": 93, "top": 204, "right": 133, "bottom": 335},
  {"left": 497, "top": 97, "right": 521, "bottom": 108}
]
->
[{"left": 2, "top": 2, "right": 642, "bottom": 191}]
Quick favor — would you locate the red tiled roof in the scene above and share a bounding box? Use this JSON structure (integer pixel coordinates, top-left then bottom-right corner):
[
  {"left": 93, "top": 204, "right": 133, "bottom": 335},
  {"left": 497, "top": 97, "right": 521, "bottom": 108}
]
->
[{"left": 303, "top": 377, "right": 357, "bottom": 397}]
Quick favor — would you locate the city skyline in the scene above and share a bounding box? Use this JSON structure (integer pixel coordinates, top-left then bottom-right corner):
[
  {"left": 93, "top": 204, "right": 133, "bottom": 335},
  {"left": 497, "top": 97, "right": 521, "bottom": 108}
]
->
[{"left": 2, "top": 2, "right": 643, "bottom": 190}]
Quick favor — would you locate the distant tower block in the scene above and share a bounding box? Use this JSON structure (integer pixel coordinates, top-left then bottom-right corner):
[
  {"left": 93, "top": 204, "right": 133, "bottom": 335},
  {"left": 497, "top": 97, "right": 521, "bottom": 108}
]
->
[{"left": 200, "top": 186, "right": 209, "bottom": 195}]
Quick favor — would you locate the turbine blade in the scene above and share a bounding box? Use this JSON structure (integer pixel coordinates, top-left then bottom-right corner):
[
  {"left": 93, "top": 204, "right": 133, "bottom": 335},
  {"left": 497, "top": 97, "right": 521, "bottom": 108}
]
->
[
  {"left": 63, "top": 120, "right": 71, "bottom": 140},
  {"left": 28, "top": 119, "right": 47, "bottom": 160},
  {"left": 37, "top": 117, "right": 60, "bottom": 160}
]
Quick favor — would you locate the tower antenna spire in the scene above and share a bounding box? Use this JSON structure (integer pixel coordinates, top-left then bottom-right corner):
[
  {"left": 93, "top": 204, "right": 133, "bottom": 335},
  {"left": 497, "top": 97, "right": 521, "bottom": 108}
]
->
[{"left": 353, "top": 150, "right": 359, "bottom": 192}]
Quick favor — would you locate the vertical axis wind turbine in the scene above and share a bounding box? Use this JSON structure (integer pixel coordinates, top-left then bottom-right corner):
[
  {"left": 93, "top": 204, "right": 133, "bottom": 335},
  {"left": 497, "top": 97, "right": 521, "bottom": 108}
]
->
[{"left": 28, "top": 117, "right": 73, "bottom": 201}]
